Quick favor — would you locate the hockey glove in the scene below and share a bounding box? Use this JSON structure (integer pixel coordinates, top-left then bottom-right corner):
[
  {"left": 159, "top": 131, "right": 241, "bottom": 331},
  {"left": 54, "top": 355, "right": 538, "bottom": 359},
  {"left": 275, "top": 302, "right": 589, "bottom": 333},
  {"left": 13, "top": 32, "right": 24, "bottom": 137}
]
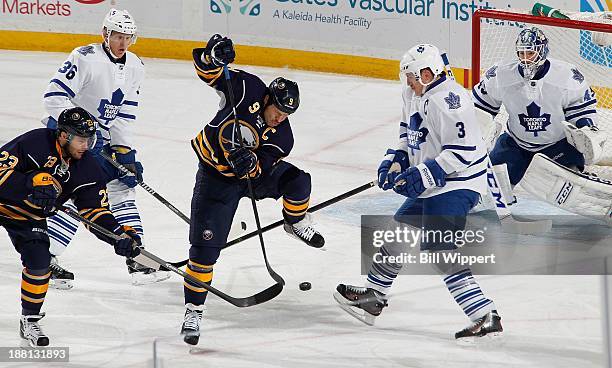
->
[
  {"left": 114, "top": 225, "right": 141, "bottom": 258},
  {"left": 204, "top": 34, "right": 235, "bottom": 67},
  {"left": 228, "top": 147, "right": 258, "bottom": 179},
  {"left": 377, "top": 149, "right": 409, "bottom": 190},
  {"left": 112, "top": 146, "right": 144, "bottom": 188},
  {"left": 393, "top": 159, "right": 447, "bottom": 199},
  {"left": 26, "top": 172, "right": 58, "bottom": 215}
]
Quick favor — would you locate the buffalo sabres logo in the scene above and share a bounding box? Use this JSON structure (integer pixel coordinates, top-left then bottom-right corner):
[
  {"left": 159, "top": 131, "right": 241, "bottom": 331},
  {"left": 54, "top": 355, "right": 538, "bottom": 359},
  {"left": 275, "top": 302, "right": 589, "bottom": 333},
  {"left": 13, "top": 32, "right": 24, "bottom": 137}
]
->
[
  {"left": 218, "top": 120, "right": 259, "bottom": 152},
  {"left": 571, "top": 68, "right": 584, "bottom": 83},
  {"left": 416, "top": 45, "right": 425, "bottom": 53},
  {"left": 444, "top": 92, "right": 461, "bottom": 110}
]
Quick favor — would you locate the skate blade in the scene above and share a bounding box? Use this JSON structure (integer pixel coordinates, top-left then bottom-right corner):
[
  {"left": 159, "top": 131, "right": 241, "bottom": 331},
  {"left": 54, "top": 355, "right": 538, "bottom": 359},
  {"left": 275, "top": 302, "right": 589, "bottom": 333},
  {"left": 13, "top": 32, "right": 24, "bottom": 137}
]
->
[
  {"left": 333, "top": 291, "right": 376, "bottom": 326},
  {"left": 49, "top": 279, "right": 73, "bottom": 290},
  {"left": 131, "top": 271, "right": 171, "bottom": 286},
  {"left": 456, "top": 331, "right": 504, "bottom": 347}
]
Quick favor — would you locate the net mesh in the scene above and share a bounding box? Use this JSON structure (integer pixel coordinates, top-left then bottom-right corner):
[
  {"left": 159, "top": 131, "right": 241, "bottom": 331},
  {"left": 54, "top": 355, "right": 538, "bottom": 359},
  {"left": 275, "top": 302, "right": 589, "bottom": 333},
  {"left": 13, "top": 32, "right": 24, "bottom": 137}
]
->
[{"left": 476, "top": 9, "right": 612, "bottom": 176}]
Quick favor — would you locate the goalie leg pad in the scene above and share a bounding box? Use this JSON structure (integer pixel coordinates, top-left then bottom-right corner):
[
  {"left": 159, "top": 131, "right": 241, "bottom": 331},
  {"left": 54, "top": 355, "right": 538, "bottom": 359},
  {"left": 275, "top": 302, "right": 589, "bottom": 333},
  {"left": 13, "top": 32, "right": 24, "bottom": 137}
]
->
[{"left": 519, "top": 153, "right": 612, "bottom": 224}]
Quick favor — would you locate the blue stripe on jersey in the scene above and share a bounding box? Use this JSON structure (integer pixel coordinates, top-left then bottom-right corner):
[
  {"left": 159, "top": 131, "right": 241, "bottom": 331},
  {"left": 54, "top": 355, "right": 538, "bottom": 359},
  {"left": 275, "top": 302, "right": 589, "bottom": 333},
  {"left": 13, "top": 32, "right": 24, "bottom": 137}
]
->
[
  {"left": 117, "top": 113, "right": 136, "bottom": 120},
  {"left": 446, "top": 169, "right": 486, "bottom": 182},
  {"left": 44, "top": 92, "right": 70, "bottom": 98},
  {"left": 563, "top": 98, "right": 597, "bottom": 113},
  {"left": 468, "top": 154, "right": 487, "bottom": 168},
  {"left": 566, "top": 109, "right": 597, "bottom": 121},
  {"left": 50, "top": 79, "right": 75, "bottom": 98},
  {"left": 442, "top": 144, "right": 476, "bottom": 151},
  {"left": 123, "top": 100, "right": 139, "bottom": 106},
  {"left": 471, "top": 90, "right": 500, "bottom": 113},
  {"left": 474, "top": 103, "right": 498, "bottom": 116},
  {"left": 399, "top": 133, "right": 408, "bottom": 138},
  {"left": 452, "top": 152, "right": 471, "bottom": 165}
]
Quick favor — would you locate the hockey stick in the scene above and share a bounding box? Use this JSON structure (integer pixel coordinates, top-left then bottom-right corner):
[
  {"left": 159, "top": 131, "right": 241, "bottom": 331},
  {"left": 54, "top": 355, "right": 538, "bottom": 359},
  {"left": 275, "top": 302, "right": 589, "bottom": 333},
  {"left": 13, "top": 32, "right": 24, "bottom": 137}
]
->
[
  {"left": 170, "top": 180, "right": 378, "bottom": 268},
  {"left": 58, "top": 205, "right": 282, "bottom": 307},
  {"left": 223, "top": 65, "right": 285, "bottom": 287},
  {"left": 100, "top": 150, "right": 191, "bottom": 225},
  {"left": 441, "top": 52, "right": 552, "bottom": 235}
]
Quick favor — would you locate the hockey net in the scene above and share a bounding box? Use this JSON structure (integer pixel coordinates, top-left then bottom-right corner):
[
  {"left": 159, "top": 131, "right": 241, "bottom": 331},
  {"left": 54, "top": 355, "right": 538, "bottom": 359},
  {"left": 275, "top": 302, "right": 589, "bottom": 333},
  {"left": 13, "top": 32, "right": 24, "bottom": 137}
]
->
[{"left": 472, "top": 9, "right": 612, "bottom": 177}]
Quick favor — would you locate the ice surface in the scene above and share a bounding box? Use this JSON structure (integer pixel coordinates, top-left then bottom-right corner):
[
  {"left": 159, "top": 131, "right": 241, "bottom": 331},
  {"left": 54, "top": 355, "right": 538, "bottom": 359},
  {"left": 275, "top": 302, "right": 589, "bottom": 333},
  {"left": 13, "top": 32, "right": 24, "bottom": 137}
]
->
[{"left": 0, "top": 50, "right": 607, "bottom": 368}]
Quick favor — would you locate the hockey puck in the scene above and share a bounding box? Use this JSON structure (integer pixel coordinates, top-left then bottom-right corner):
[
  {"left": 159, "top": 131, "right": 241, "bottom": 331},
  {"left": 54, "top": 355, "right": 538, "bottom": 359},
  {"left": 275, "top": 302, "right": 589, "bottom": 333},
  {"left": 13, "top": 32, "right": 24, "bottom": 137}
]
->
[
  {"left": 241, "top": 221, "right": 247, "bottom": 230},
  {"left": 299, "top": 282, "right": 311, "bottom": 291}
]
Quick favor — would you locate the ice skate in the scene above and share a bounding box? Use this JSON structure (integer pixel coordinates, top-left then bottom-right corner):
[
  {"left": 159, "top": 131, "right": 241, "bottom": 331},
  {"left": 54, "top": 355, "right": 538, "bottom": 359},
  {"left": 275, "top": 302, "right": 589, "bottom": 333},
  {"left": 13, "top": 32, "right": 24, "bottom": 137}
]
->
[
  {"left": 126, "top": 258, "right": 171, "bottom": 286},
  {"left": 455, "top": 310, "right": 503, "bottom": 344},
  {"left": 334, "top": 284, "right": 388, "bottom": 326},
  {"left": 180, "top": 303, "right": 204, "bottom": 345},
  {"left": 49, "top": 256, "right": 74, "bottom": 290},
  {"left": 20, "top": 313, "right": 49, "bottom": 347},
  {"left": 284, "top": 214, "right": 325, "bottom": 248}
]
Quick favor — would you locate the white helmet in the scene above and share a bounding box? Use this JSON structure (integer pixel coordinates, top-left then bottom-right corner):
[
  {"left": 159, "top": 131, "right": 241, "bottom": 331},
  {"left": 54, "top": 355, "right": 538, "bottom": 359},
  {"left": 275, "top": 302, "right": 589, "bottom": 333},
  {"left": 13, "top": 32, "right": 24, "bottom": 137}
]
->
[
  {"left": 103, "top": 8, "right": 137, "bottom": 41},
  {"left": 399, "top": 44, "right": 445, "bottom": 86}
]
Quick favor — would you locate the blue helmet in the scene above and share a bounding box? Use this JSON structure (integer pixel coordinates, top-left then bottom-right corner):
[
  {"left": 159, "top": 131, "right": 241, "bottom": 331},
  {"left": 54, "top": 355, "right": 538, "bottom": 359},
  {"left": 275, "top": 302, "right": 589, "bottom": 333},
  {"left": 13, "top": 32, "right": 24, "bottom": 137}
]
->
[{"left": 515, "top": 27, "right": 549, "bottom": 79}]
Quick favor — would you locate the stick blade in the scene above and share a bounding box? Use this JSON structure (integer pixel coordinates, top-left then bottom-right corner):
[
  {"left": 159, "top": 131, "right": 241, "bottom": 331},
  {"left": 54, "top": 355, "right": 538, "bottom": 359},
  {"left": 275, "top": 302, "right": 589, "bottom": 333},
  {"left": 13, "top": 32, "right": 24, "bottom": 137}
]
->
[{"left": 235, "top": 283, "right": 284, "bottom": 307}]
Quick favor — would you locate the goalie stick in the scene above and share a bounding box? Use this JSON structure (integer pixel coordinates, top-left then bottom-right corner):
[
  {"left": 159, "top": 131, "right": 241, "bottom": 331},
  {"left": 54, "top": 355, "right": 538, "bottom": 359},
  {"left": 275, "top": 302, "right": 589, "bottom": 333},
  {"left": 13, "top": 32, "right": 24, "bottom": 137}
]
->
[
  {"left": 58, "top": 205, "right": 282, "bottom": 307},
  {"left": 441, "top": 52, "right": 552, "bottom": 235},
  {"left": 171, "top": 180, "right": 378, "bottom": 268}
]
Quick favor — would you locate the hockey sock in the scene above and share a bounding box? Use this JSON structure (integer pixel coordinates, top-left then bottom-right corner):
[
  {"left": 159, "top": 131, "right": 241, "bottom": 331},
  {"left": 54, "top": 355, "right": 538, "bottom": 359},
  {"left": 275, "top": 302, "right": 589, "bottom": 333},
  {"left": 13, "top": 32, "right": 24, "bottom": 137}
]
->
[
  {"left": 184, "top": 260, "right": 213, "bottom": 306},
  {"left": 282, "top": 196, "right": 309, "bottom": 224},
  {"left": 444, "top": 268, "right": 495, "bottom": 321},
  {"left": 47, "top": 201, "right": 80, "bottom": 256},
  {"left": 365, "top": 244, "right": 405, "bottom": 294},
  {"left": 111, "top": 199, "right": 144, "bottom": 236},
  {"left": 21, "top": 268, "right": 51, "bottom": 315}
]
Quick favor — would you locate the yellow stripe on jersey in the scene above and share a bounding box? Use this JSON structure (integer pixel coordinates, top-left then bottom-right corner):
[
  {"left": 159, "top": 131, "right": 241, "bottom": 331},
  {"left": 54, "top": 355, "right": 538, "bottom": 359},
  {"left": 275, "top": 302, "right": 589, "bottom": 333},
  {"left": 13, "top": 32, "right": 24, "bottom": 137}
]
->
[
  {"left": 183, "top": 282, "right": 207, "bottom": 293},
  {"left": 283, "top": 198, "right": 310, "bottom": 212},
  {"left": 0, "top": 170, "right": 14, "bottom": 187},
  {"left": 8, "top": 205, "right": 44, "bottom": 221},
  {"left": 0, "top": 204, "right": 28, "bottom": 220}
]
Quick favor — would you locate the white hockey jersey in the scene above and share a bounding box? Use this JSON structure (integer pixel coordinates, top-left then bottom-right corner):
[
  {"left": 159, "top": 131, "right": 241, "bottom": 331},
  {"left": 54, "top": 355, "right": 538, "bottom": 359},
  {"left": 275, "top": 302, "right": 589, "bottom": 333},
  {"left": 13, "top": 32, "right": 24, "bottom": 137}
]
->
[
  {"left": 43, "top": 43, "right": 145, "bottom": 148},
  {"left": 472, "top": 58, "right": 597, "bottom": 151},
  {"left": 398, "top": 75, "right": 488, "bottom": 198}
]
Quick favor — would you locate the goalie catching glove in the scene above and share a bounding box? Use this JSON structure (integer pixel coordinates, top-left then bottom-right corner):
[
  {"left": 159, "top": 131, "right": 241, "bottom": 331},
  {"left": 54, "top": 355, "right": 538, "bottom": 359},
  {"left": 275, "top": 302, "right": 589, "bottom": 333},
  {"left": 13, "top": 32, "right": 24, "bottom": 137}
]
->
[{"left": 563, "top": 121, "right": 607, "bottom": 165}]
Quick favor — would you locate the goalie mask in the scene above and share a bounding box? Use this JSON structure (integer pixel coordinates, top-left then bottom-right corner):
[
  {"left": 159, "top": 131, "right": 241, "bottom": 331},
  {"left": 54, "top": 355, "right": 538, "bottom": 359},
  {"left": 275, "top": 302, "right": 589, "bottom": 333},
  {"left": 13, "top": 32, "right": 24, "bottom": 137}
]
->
[
  {"left": 515, "top": 27, "right": 549, "bottom": 80},
  {"left": 399, "top": 44, "right": 445, "bottom": 88}
]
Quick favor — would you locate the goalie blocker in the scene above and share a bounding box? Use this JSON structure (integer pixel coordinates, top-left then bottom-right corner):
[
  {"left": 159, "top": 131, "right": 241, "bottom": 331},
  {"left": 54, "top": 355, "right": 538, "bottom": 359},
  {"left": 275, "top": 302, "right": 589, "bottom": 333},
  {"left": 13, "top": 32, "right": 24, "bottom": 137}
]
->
[{"left": 519, "top": 153, "right": 612, "bottom": 224}]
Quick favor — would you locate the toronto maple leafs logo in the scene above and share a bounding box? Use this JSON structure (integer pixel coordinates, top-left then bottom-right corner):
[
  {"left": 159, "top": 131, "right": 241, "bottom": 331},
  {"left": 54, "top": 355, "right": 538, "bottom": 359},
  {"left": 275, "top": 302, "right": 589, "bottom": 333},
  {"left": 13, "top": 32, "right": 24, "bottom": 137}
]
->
[
  {"left": 77, "top": 46, "right": 95, "bottom": 56},
  {"left": 518, "top": 102, "right": 551, "bottom": 137},
  {"left": 444, "top": 92, "right": 461, "bottom": 110},
  {"left": 405, "top": 113, "right": 429, "bottom": 154},
  {"left": 97, "top": 89, "right": 125, "bottom": 124},
  {"left": 571, "top": 68, "right": 584, "bottom": 83},
  {"left": 485, "top": 65, "right": 497, "bottom": 79}
]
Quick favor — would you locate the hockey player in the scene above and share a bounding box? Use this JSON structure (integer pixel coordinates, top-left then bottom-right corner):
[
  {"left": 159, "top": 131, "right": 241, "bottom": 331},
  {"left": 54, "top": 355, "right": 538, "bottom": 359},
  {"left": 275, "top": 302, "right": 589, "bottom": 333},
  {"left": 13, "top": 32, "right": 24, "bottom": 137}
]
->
[
  {"left": 0, "top": 107, "right": 142, "bottom": 346},
  {"left": 334, "top": 44, "right": 502, "bottom": 341},
  {"left": 179, "top": 34, "right": 324, "bottom": 345},
  {"left": 41, "top": 8, "right": 168, "bottom": 288},
  {"left": 472, "top": 27, "right": 610, "bottom": 223}
]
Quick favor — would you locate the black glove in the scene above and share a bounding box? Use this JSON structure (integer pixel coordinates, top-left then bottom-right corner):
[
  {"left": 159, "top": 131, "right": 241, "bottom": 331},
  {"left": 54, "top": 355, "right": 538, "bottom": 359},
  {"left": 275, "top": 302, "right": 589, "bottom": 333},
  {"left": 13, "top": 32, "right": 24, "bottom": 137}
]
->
[
  {"left": 26, "top": 172, "right": 58, "bottom": 215},
  {"left": 227, "top": 147, "right": 258, "bottom": 179},
  {"left": 204, "top": 34, "right": 235, "bottom": 67},
  {"left": 114, "top": 225, "right": 141, "bottom": 258}
]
